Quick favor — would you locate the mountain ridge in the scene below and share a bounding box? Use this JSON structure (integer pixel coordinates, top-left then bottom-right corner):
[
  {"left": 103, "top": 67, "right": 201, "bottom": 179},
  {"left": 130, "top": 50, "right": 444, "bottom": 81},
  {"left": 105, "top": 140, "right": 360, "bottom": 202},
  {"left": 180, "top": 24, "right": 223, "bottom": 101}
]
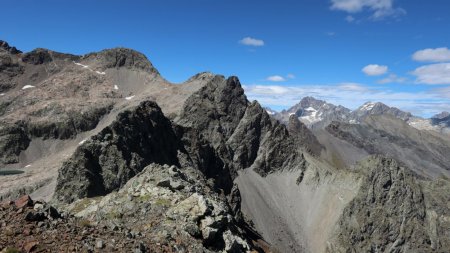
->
[{"left": 1, "top": 41, "right": 450, "bottom": 252}]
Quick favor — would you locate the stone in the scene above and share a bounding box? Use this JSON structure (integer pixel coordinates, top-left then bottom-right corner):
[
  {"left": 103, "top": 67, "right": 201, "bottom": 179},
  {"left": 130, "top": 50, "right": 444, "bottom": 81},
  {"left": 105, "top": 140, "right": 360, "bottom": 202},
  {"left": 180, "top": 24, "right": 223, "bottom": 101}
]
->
[
  {"left": 184, "top": 223, "right": 201, "bottom": 238},
  {"left": 33, "top": 203, "right": 44, "bottom": 211},
  {"left": 25, "top": 211, "right": 46, "bottom": 222},
  {"left": 222, "top": 230, "right": 249, "bottom": 253},
  {"left": 23, "top": 228, "right": 32, "bottom": 235},
  {"left": 96, "top": 239, "right": 104, "bottom": 249},
  {"left": 24, "top": 241, "right": 39, "bottom": 253},
  {"left": 44, "top": 206, "right": 60, "bottom": 219},
  {"left": 15, "top": 195, "right": 32, "bottom": 209},
  {"left": 200, "top": 216, "right": 221, "bottom": 241},
  {"left": 134, "top": 242, "right": 146, "bottom": 253},
  {"left": 169, "top": 193, "right": 209, "bottom": 222}
]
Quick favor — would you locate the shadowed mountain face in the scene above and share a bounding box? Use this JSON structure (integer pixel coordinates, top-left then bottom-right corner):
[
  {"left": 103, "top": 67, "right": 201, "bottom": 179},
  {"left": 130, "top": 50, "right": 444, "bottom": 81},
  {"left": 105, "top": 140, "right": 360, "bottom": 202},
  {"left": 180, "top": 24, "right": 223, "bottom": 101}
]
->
[{"left": 2, "top": 41, "right": 450, "bottom": 252}]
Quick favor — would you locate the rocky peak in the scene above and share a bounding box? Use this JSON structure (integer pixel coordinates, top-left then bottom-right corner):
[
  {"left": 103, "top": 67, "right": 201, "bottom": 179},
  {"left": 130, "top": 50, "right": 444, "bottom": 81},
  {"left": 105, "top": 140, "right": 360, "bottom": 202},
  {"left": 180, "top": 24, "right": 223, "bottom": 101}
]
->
[
  {"left": 352, "top": 102, "right": 412, "bottom": 121},
  {"left": 83, "top": 47, "right": 159, "bottom": 75},
  {"left": 287, "top": 96, "right": 326, "bottom": 114},
  {"left": 186, "top": 71, "right": 216, "bottom": 82},
  {"left": 430, "top": 111, "right": 450, "bottom": 127},
  {"left": 280, "top": 97, "right": 351, "bottom": 129},
  {"left": 432, "top": 111, "right": 450, "bottom": 120},
  {"left": 0, "top": 40, "right": 21, "bottom": 54},
  {"left": 287, "top": 115, "right": 324, "bottom": 156},
  {"left": 300, "top": 96, "right": 326, "bottom": 107},
  {"left": 21, "top": 48, "right": 53, "bottom": 65}
]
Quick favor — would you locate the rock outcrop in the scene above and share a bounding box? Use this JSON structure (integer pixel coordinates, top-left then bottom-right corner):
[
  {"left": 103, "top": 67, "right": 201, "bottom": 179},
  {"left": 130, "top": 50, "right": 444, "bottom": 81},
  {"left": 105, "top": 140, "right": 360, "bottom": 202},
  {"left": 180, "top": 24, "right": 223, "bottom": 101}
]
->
[
  {"left": 0, "top": 123, "right": 30, "bottom": 164},
  {"left": 177, "top": 75, "right": 303, "bottom": 183},
  {"left": 55, "top": 101, "right": 183, "bottom": 203},
  {"left": 287, "top": 115, "right": 324, "bottom": 157},
  {"left": 328, "top": 156, "right": 450, "bottom": 252},
  {"left": 64, "top": 163, "right": 256, "bottom": 252}
]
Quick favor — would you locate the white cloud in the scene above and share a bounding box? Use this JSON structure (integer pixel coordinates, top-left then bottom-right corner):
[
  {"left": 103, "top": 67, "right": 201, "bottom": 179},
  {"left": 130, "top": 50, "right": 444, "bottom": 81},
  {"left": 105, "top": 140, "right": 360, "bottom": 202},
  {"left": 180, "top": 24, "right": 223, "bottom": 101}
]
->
[
  {"left": 243, "top": 83, "right": 450, "bottom": 117},
  {"left": 346, "top": 15, "right": 355, "bottom": 22},
  {"left": 412, "top": 47, "right": 450, "bottom": 62},
  {"left": 239, "top": 37, "right": 265, "bottom": 47},
  {"left": 411, "top": 63, "right": 450, "bottom": 85},
  {"left": 266, "top": 75, "right": 286, "bottom": 82},
  {"left": 338, "top": 82, "right": 370, "bottom": 91},
  {"left": 362, "top": 64, "right": 388, "bottom": 76},
  {"left": 287, "top": 74, "right": 296, "bottom": 79},
  {"left": 377, "top": 74, "right": 407, "bottom": 84},
  {"left": 330, "top": 0, "right": 405, "bottom": 19}
]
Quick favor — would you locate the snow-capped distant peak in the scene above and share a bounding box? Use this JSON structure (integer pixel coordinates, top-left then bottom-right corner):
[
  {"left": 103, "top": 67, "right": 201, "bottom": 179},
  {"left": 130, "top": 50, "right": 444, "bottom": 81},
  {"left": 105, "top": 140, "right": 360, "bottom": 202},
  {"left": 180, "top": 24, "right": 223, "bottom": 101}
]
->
[{"left": 360, "top": 102, "right": 376, "bottom": 111}]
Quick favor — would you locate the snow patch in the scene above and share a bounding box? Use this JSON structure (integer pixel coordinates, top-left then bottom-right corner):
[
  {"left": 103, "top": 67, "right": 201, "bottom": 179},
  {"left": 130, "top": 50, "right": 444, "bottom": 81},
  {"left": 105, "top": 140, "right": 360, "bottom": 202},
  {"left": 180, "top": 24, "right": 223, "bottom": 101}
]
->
[
  {"left": 78, "top": 139, "right": 87, "bottom": 145},
  {"left": 74, "top": 62, "right": 106, "bottom": 75},
  {"left": 25, "top": 164, "right": 31, "bottom": 168},
  {"left": 300, "top": 107, "right": 323, "bottom": 123},
  {"left": 360, "top": 102, "right": 375, "bottom": 111},
  {"left": 74, "top": 62, "right": 89, "bottom": 68},
  {"left": 0, "top": 93, "right": 4, "bottom": 96},
  {"left": 22, "top": 85, "right": 35, "bottom": 90},
  {"left": 125, "top": 95, "right": 135, "bottom": 100},
  {"left": 266, "top": 110, "right": 275, "bottom": 115},
  {"left": 114, "top": 85, "right": 119, "bottom": 90}
]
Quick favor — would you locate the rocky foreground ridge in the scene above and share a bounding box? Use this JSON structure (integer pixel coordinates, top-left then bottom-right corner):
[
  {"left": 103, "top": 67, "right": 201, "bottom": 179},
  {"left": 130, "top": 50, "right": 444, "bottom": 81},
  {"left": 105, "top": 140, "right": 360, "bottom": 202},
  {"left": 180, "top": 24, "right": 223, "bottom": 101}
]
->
[{"left": 1, "top": 41, "right": 450, "bottom": 252}]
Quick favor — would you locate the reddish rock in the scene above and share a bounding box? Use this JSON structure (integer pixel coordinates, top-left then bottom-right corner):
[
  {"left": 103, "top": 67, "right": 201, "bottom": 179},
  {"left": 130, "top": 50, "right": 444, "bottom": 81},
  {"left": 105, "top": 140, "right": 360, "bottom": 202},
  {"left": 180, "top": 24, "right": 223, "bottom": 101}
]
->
[
  {"left": 23, "top": 228, "right": 32, "bottom": 235},
  {"left": 24, "top": 240, "right": 39, "bottom": 252},
  {"left": 15, "top": 195, "right": 33, "bottom": 209}
]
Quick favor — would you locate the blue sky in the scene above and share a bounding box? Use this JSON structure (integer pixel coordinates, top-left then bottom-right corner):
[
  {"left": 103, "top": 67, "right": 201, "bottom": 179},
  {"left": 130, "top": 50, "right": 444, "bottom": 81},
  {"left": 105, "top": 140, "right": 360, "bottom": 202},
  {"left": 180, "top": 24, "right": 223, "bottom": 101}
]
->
[{"left": 2, "top": 0, "right": 450, "bottom": 117}]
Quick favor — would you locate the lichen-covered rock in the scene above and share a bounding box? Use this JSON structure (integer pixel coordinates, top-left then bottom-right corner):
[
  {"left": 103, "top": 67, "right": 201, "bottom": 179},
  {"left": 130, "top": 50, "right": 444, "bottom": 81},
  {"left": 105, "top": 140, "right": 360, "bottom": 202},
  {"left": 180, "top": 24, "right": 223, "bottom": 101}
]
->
[{"left": 66, "top": 163, "right": 253, "bottom": 252}]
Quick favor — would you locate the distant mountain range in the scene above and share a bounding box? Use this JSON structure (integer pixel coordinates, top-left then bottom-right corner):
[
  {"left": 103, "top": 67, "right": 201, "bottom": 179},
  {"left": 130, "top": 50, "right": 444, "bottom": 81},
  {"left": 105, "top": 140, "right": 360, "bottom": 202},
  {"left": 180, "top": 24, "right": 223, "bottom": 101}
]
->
[{"left": 269, "top": 96, "right": 450, "bottom": 135}]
